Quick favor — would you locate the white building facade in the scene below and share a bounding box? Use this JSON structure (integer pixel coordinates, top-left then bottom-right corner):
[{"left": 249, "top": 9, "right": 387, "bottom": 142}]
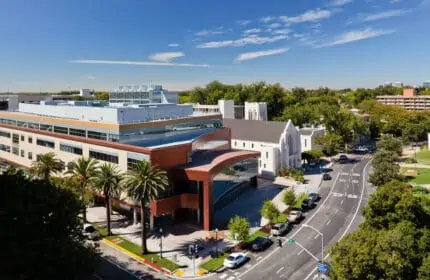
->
[
  {"left": 300, "top": 127, "right": 325, "bottom": 152},
  {"left": 244, "top": 102, "right": 268, "bottom": 121},
  {"left": 191, "top": 99, "right": 267, "bottom": 120},
  {"left": 224, "top": 119, "right": 301, "bottom": 178}
]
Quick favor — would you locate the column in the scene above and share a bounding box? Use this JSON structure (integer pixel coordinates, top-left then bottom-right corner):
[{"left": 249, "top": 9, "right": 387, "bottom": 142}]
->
[
  {"left": 196, "top": 181, "right": 202, "bottom": 224},
  {"left": 203, "top": 180, "right": 212, "bottom": 231},
  {"left": 133, "top": 207, "right": 138, "bottom": 225},
  {"left": 149, "top": 214, "right": 154, "bottom": 230}
]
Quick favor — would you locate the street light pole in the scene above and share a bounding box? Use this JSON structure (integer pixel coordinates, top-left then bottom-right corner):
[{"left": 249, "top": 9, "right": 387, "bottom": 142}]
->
[
  {"left": 302, "top": 224, "right": 324, "bottom": 262},
  {"left": 159, "top": 228, "right": 163, "bottom": 258}
]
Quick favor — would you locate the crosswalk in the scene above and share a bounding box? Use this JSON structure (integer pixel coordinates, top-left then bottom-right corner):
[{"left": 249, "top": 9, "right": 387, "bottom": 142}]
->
[
  {"left": 218, "top": 272, "right": 241, "bottom": 280},
  {"left": 331, "top": 192, "right": 359, "bottom": 199}
]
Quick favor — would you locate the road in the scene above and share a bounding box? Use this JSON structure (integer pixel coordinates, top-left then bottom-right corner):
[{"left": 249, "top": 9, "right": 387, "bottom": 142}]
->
[{"left": 210, "top": 154, "right": 372, "bottom": 280}]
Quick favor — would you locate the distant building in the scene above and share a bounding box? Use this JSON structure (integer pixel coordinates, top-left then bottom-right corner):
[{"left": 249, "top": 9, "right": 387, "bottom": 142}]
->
[
  {"left": 376, "top": 88, "right": 430, "bottom": 111},
  {"left": 384, "top": 81, "right": 404, "bottom": 88},
  {"left": 300, "top": 126, "right": 325, "bottom": 152},
  {"left": 109, "top": 85, "right": 177, "bottom": 105},
  {"left": 79, "top": 89, "right": 91, "bottom": 97},
  {"left": 424, "top": 81, "right": 430, "bottom": 88},
  {"left": 224, "top": 119, "right": 301, "bottom": 178},
  {"left": 191, "top": 100, "right": 268, "bottom": 120}
]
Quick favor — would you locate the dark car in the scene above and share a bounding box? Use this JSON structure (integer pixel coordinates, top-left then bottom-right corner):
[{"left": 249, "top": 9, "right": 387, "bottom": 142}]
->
[
  {"left": 308, "top": 193, "right": 320, "bottom": 203},
  {"left": 339, "top": 155, "right": 349, "bottom": 164},
  {"left": 250, "top": 237, "right": 273, "bottom": 252},
  {"left": 322, "top": 173, "right": 332, "bottom": 180},
  {"left": 302, "top": 198, "right": 316, "bottom": 209}
]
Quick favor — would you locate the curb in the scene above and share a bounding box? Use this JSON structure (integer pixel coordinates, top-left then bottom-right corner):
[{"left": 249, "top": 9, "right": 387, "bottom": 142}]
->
[{"left": 102, "top": 238, "right": 173, "bottom": 276}]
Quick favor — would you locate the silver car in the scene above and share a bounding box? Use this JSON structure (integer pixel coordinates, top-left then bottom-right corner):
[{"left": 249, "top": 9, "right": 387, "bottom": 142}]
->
[{"left": 223, "top": 253, "right": 248, "bottom": 268}]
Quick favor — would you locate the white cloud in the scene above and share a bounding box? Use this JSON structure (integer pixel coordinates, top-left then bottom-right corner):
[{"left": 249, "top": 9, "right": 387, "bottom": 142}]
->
[
  {"left": 237, "top": 20, "right": 252, "bottom": 26},
  {"left": 329, "top": 0, "right": 354, "bottom": 7},
  {"left": 149, "top": 52, "right": 184, "bottom": 62},
  {"left": 280, "top": 9, "right": 337, "bottom": 23},
  {"left": 260, "top": 16, "right": 277, "bottom": 23},
  {"left": 243, "top": 28, "right": 262, "bottom": 34},
  {"left": 363, "top": 9, "right": 411, "bottom": 21},
  {"left": 236, "top": 48, "right": 289, "bottom": 61},
  {"left": 85, "top": 75, "right": 97, "bottom": 80},
  {"left": 389, "top": 0, "right": 402, "bottom": 3},
  {"left": 266, "top": 22, "right": 283, "bottom": 29},
  {"left": 319, "top": 27, "right": 395, "bottom": 47},
  {"left": 69, "top": 60, "right": 210, "bottom": 68},
  {"left": 168, "top": 43, "right": 180, "bottom": 47},
  {"left": 196, "top": 35, "right": 288, "bottom": 48},
  {"left": 272, "top": 29, "right": 292, "bottom": 35},
  {"left": 195, "top": 29, "right": 224, "bottom": 37}
]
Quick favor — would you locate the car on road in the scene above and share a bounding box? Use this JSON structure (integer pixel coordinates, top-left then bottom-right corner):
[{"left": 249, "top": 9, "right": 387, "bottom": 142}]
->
[
  {"left": 270, "top": 222, "right": 293, "bottom": 236},
  {"left": 249, "top": 237, "right": 273, "bottom": 252},
  {"left": 301, "top": 198, "right": 316, "bottom": 209},
  {"left": 353, "top": 146, "right": 369, "bottom": 154},
  {"left": 322, "top": 173, "right": 332, "bottom": 180},
  {"left": 339, "top": 155, "right": 349, "bottom": 164},
  {"left": 223, "top": 253, "right": 248, "bottom": 268},
  {"left": 288, "top": 209, "right": 303, "bottom": 223},
  {"left": 308, "top": 193, "right": 320, "bottom": 203},
  {"left": 83, "top": 224, "right": 100, "bottom": 240}
]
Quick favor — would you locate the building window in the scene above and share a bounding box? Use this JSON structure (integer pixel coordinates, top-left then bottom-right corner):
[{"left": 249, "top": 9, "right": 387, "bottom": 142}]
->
[
  {"left": 127, "top": 158, "right": 140, "bottom": 170},
  {"left": 20, "top": 135, "right": 24, "bottom": 141},
  {"left": 40, "top": 124, "right": 53, "bottom": 131},
  {"left": 12, "top": 147, "right": 19, "bottom": 155},
  {"left": 54, "top": 126, "right": 68, "bottom": 134},
  {"left": 12, "top": 134, "right": 19, "bottom": 144},
  {"left": 251, "top": 143, "right": 254, "bottom": 148},
  {"left": 60, "top": 144, "right": 83, "bottom": 155},
  {"left": 28, "top": 137, "right": 33, "bottom": 144},
  {"left": 87, "top": 131, "right": 107, "bottom": 141},
  {"left": 28, "top": 152, "right": 33, "bottom": 160},
  {"left": 234, "top": 141, "right": 237, "bottom": 147},
  {"left": 20, "top": 150, "right": 24, "bottom": 157},
  {"left": 36, "top": 139, "right": 55, "bottom": 149},
  {"left": 263, "top": 163, "right": 266, "bottom": 169},
  {"left": 243, "top": 142, "right": 245, "bottom": 148},
  {"left": 266, "top": 152, "right": 268, "bottom": 159},
  {"left": 0, "top": 130, "right": 10, "bottom": 138},
  {"left": 89, "top": 150, "right": 118, "bottom": 164},
  {"left": 304, "top": 139, "right": 307, "bottom": 147},
  {"left": 0, "top": 144, "right": 10, "bottom": 152},
  {"left": 69, "top": 128, "right": 86, "bottom": 138}
]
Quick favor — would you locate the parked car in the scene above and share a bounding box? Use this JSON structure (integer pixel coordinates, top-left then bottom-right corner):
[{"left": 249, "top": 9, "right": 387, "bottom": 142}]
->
[
  {"left": 301, "top": 198, "right": 315, "bottom": 209},
  {"left": 83, "top": 224, "right": 100, "bottom": 240},
  {"left": 308, "top": 193, "right": 320, "bottom": 203},
  {"left": 288, "top": 209, "right": 303, "bottom": 223},
  {"left": 322, "top": 173, "right": 332, "bottom": 180},
  {"left": 249, "top": 237, "right": 273, "bottom": 252},
  {"left": 354, "top": 146, "right": 369, "bottom": 154},
  {"left": 339, "top": 155, "right": 349, "bottom": 163},
  {"left": 270, "top": 222, "right": 293, "bottom": 236},
  {"left": 223, "top": 253, "right": 248, "bottom": 268}
]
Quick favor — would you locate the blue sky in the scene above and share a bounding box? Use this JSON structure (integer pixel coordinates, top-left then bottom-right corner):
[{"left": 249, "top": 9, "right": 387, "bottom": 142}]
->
[{"left": 0, "top": 0, "right": 429, "bottom": 92}]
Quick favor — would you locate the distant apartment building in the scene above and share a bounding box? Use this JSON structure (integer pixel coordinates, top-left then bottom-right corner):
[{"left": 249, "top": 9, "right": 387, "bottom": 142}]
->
[
  {"left": 376, "top": 88, "right": 430, "bottom": 111},
  {"left": 191, "top": 100, "right": 268, "bottom": 121}
]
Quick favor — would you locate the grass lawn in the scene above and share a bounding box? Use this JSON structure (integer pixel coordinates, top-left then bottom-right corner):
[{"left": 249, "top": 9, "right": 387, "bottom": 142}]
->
[
  {"left": 401, "top": 168, "right": 430, "bottom": 185},
  {"left": 199, "top": 253, "right": 229, "bottom": 272},
  {"left": 92, "top": 224, "right": 108, "bottom": 237},
  {"left": 105, "top": 235, "right": 180, "bottom": 272},
  {"left": 415, "top": 149, "right": 430, "bottom": 165},
  {"left": 246, "top": 230, "right": 269, "bottom": 243},
  {"left": 294, "top": 193, "right": 308, "bottom": 208}
]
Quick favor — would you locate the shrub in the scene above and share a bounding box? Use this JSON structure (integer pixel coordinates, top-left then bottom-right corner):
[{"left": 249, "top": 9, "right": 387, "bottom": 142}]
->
[
  {"left": 404, "top": 157, "right": 418, "bottom": 164},
  {"left": 260, "top": 200, "right": 280, "bottom": 224},
  {"left": 283, "top": 189, "right": 296, "bottom": 206},
  {"left": 228, "top": 216, "right": 250, "bottom": 242}
]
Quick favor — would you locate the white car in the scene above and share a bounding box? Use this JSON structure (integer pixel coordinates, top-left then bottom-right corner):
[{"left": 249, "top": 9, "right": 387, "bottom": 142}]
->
[
  {"left": 223, "top": 253, "right": 248, "bottom": 268},
  {"left": 288, "top": 210, "right": 303, "bottom": 223}
]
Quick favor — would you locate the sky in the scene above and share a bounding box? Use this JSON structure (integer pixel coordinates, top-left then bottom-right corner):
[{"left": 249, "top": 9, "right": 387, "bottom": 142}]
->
[{"left": 0, "top": 0, "right": 429, "bottom": 92}]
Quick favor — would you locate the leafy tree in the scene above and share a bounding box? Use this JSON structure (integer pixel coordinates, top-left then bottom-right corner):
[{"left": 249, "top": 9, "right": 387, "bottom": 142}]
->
[
  {"left": 124, "top": 160, "right": 168, "bottom": 254},
  {"left": 302, "top": 150, "right": 324, "bottom": 164},
  {"left": 283, "top": 189, "right": 296, "bottom": 207},
  {"left": 315, "top": 133, "right": 343, "bottom": 156},
  {"left": 92, "top": 163, "right": 123, "bottom": 236},
  {"left": 260, "top": 200, "right": 280, "bottom": 225},
  {"left": 0, "top": 174, "right": 96, "bottom": 279},
  {"left": 377, "top": 135, "right": 403, "bottom": 156},
  {"left": 369, "top": 150, "right": 400, "bottom": 186},
  {"left": 66, "top": 157, "right": 99, "bottom": 222},
  {"left": 94, "top": 91, "right": 109, "bottom": 100},
  {"left": 228, "top": 216, "right": 250, "bottom": 242},
  {"left": 30, "top": 152, "right": 63, "bottom": 180},
  {"left": 418, "top": 254, "right": 430, "bottom": 280}
]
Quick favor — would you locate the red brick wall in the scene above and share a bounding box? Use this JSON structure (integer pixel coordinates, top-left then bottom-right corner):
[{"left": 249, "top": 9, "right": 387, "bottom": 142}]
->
[{"left": 150, "top": 193, "right": 200, "bottom": 216}]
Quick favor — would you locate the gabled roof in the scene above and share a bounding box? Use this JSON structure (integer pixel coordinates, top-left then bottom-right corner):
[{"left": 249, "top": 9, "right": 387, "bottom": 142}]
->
[{"left": 223, "top": 119, "right": 288, "bottom": 143}]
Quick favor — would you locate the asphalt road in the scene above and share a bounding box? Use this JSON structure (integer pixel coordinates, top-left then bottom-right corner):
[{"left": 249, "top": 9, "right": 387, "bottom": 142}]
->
[{"left": 210, "top": 154, "right": 372, "bottom": 280}]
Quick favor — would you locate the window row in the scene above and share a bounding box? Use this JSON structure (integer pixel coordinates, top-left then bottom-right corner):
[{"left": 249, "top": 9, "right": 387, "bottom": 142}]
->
[
  {"left": 0, "top": 144, "right": 10, "bottom": 152},
  {"left": 60, "top": 144, "right": 83, "bottom": 155},
  {"left": 0, "top": 130, "right": 10, "bottom": 138},
  {"left": 89, "top": 150, "right": 118, "bottom": 164},
  {"left": 36, "top": 139, "right": 55, "bottom": 149}
]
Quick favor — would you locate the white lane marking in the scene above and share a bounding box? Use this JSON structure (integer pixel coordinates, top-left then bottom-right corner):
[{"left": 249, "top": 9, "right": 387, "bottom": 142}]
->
[
  {"left": 341, "top": 172, "right": 349, "bottom": 176},
  {"left": 226, "top": 277, "right": 235, "bottom": 280},
  {"left": 314, "top": 234, "right": 319, "bottom": 240},
  {"left": 244, "top": 264, "right": 251, "bottom": 268},
  {"left": 347, "top": 194, "right": 358, "bottom": 199},
  {"left": 276, "top": 267, "right": 285, "bottom": 274},
  {"left": 297, "top": 249, "right": 304, "bottom": 256},
  {"left": 332, "top": 192, "right": 343, "bottom": 197},
  {"left": 303, "top": 158, "right": 372, "bottom": 280},
  {"left": 234, "top": 272, "right": 240, "bottom": 276},
  {"left": 352, "top": 180, "right": 359, "bottom": 184},
  {"left": 353, "top": 173, "right": 361, "bottom": 177},
  {"left": 339, "top": 178, "right": 346, "bottom": 182},
  {"left": 256, "top": 256, "right": 262, "bottom": 261},
  {"left": 219, "top": 273, "right": 228, "bottom": 279},
  {"left": 326, "top": 219, "right": 331, "bottom": 225},
  {"left": 313, "top": 274, "right": 318, "bottom": 280},
  {"left": 335, "top": 209, "right": 339, "bottom": 214},
  {"left": 340, "top": 200, "right": 344, "bottom": 204},
  {"left": 237, "top": 168, "right": 342, "bottom": 279}
]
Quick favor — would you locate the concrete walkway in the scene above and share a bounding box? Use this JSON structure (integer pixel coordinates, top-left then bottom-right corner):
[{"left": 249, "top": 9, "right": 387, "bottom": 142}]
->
[{"left": 400, "top": 163, "right": 430, "bottom": 169}]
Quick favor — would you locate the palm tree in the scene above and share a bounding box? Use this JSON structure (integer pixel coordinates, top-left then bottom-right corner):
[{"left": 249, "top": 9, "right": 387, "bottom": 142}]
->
[
  {"left": 66, "top": 157, "right": 99, "bottom": 222},
  {"left": 30, "top": 152, "right": 63, "bottom": 181},
  {"left": 92, "top": 163, "right": 123, "bottom": 236},
  {"left": 123, "top": 160, "right": 168, "bottom": 254}
]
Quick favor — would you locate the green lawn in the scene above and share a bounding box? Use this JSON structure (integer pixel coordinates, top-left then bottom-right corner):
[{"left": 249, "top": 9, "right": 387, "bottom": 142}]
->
[
  {"left": 199, "top": 253, "right": 229, "bottom": 272},
  {"left": 246, "top": 230, "right": 269, "bottom": 243},
  {"left": 294, "top": 193, "right": 308, "bottom": 208},
  {"left": 402, "top": 168, "right": 430, "bottom": 185},
  {"left": 93, "top": 224, "right": 108, "bottom": 237},
  {"left": 415, "top": 150, "right": 430, "bottom": 165},
  {"left": 105, "top": 235, "right": 180, "bottom": 272}
]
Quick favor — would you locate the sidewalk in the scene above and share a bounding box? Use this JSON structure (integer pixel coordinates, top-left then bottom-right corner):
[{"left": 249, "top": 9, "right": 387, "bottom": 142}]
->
[{"left": 400, "top": 163, "right": 430, "bottom": 169}]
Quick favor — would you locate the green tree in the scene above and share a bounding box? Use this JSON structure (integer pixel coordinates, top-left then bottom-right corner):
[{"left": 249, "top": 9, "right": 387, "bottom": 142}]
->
[
  {"left": 260, "top": 200, "right": 280, "bottom": 225},
  {"left": 369, "top": 150, "right": 400, "bottom": 186},
  {"left": 0, "top": 173, "right": 96, "bottom": 279},
  {"left": 418, "top": 254, "right": 430, "bottom": 280},
  {"left": 228, "top": 216, "right": 250, "bottom": 242},
  {"left": 124, "top": 160, "right": 168, "bottom": 254},
  {"left": 92, "top": 163, "right": 123, "bottom": 236},
  {"left": 302, "top": 150, "right": 324, "bottom": 164},
  {"left": 315, "top": 133, "right": 343, "bottom": 156},
  {"left": 66, "top": 157, "right": 99, "bottom": 222},
  {"left": 283, "top": 189, "right": 296, "bottom": 207},
  {"left": 94, "top": 91, "right": 109, "bottom": 100},
  {"left": 30, "top": 152, "right": 63, "bottom": 180},
  {"left": 377, "top": 135, "right": 403, "bottom": 156}
]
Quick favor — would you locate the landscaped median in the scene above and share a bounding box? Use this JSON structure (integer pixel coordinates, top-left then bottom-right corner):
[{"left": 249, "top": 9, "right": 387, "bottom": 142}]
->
[{"left": 293, "top": 193, "right": 308, "bottom": 208}]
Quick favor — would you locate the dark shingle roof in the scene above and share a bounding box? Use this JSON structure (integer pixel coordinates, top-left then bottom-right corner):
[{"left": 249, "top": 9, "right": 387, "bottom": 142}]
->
[{"left": 223, "top": 119, "right": 288, "bottom": 143}]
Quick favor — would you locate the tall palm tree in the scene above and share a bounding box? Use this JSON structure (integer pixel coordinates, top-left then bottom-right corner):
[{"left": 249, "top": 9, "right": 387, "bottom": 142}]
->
[
  {"left": 30, "top": 152, "right": 63, "bottom": 181},
  {"left": 92, "top": 163, "right": 123, "bottom": 236},
  {"left": 66, "top": 157, "right": 99, "bottom": 222},
  {"left": 123, "top": 160, "right": 168, "bottom": 254}
]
